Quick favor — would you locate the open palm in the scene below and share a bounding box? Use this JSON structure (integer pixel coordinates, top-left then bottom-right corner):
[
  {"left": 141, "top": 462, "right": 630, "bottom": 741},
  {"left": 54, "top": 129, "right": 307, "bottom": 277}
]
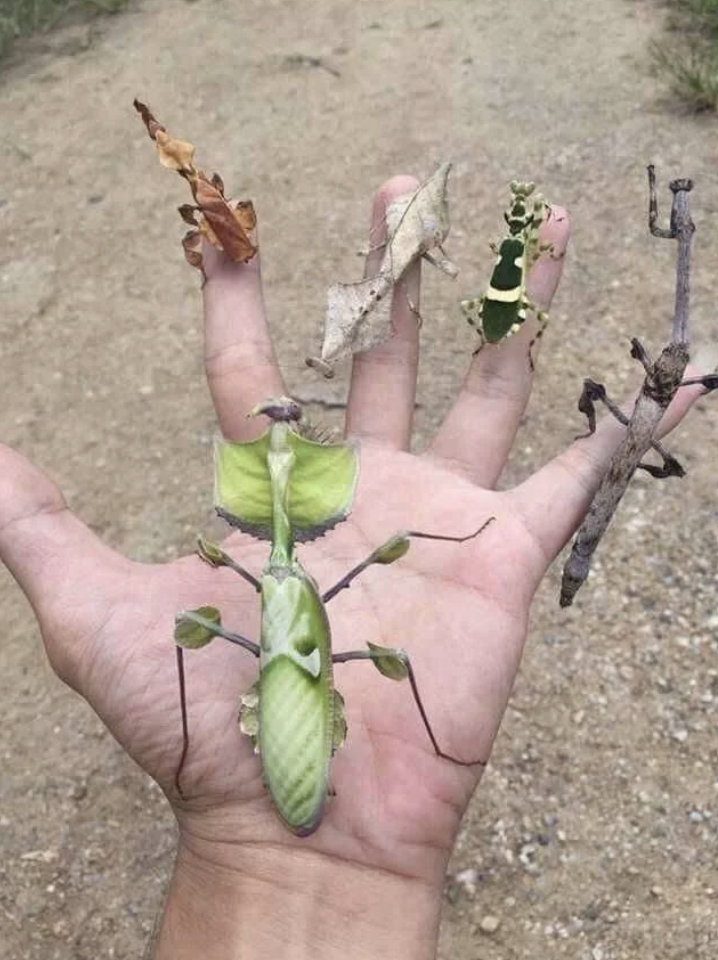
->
[{"left": 0, "top": 178, "right": 702, "bottom": 957}]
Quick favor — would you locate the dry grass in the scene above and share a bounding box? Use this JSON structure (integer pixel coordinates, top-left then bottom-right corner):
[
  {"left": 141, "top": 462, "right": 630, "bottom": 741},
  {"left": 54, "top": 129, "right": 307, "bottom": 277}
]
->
[
  {"left": 651, "top": 0, "right": 718, "bottom": 110},
  {"left": 0, "top": 0, "right": 130, "bottom": 60}
]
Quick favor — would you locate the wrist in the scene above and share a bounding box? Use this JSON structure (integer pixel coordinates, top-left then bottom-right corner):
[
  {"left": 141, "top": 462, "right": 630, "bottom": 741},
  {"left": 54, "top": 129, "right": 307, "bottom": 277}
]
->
[{"left": 154, "top": 831, "right": 442, "bottom": 960}]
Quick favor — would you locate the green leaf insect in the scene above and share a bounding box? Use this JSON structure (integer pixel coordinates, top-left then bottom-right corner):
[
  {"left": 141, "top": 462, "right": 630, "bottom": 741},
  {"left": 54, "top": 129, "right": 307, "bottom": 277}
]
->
[
  {"left": 460, "top": 180, "right": 553, "bottom": 368},
  {"left": 174, "top": 397, "right": 493, "bottom": 836}
]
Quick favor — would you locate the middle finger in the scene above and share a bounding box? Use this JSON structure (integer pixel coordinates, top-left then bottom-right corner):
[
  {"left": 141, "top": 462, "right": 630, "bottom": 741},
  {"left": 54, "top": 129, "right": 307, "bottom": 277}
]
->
[{"left": 428, "top": 205, "right": 570, "bottom": 486}]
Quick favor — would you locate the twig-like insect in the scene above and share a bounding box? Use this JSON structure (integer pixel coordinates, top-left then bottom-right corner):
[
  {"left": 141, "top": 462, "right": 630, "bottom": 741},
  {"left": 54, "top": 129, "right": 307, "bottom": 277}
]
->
[
  {"left": 560, "top": 167, "right": 718, "bottom": 607},
  {"left": 461, "top": 181, "right": 552, "bottom": 368},
  {"left": 174, "top": 398, "right": 493, "bottom": 835}
]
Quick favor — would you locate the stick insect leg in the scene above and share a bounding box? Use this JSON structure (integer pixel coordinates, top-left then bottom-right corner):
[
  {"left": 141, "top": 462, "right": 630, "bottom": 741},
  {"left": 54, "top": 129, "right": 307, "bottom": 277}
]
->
[
  {"left": 322, "top": 517, "right": 495, "bottom": 603},
  {"left": 174, "top": 618, "right": 260, "bottom": 798},
  {"left": 575, "top": 379, "right": 685, "bottom": 478},
  {"left": 332, "top": 648, "right": 487, "bottom": 767},
  {"left": 648, "top": 163, "right": 675, "bottom": 239},
  {"left": 630, "top": 337, "right": 654, "bottom": 376},
  {"left": 680, "top": 373, "right": 718, "bottom": 393}
]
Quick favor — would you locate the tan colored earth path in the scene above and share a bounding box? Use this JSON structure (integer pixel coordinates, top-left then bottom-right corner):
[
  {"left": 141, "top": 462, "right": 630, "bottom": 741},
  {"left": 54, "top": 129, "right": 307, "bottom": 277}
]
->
[{"left": 1, "top": 0, "right": 718, "bottom": 957}]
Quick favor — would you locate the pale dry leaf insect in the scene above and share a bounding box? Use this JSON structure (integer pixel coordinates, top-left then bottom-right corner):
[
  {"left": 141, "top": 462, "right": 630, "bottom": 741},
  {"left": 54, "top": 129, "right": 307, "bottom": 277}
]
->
[
  {"left": 133, "top": 99, "right": 257, "bottom": 273},
  {"left": 380, "top": 161, "right": 456, "bottom": 280},
  {"left": 307, "top": 162, "right": 457, "bottom": 378}
]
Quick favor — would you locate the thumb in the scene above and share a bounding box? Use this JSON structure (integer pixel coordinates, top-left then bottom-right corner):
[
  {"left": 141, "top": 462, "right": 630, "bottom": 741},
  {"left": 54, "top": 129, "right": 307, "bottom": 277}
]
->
[{"left": 0, "top": 443, "right": 130, "bottom": 684}]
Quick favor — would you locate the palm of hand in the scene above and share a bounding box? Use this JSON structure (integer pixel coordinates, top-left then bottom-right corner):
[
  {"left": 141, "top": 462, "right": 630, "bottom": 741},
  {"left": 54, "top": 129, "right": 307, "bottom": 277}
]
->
[{"left": 41, "top": 440, "right": 531, "bottom": 875}]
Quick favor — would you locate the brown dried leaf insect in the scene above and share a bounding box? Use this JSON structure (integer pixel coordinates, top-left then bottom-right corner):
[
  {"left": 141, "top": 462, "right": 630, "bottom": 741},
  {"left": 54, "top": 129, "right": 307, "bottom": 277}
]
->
[
  {"left": 133, "top": 99, "right": 257, "bottom": 273},
  {"left": 307, "top": 162, "right": 456, "bottom": 378}
]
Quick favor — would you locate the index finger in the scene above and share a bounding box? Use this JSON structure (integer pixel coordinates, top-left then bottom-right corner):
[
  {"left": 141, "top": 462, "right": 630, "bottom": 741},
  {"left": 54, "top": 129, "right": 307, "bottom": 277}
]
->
[{"left": 202, "top": 244, "right": 285, "bottom": 441}]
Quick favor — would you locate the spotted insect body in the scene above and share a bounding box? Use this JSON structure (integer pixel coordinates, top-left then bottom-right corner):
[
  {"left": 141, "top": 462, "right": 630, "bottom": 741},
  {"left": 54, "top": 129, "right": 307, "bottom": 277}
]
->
[{"left": 461, "top": 181, "right": 551, "bottom": 364}]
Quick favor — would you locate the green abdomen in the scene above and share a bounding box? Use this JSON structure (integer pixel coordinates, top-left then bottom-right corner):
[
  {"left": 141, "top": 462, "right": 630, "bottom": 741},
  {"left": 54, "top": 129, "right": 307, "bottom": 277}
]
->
[
  {"left": 259, "top": 569, "right": 333, "bottom": 835},
  {"left": 259, "top": 656, "right": 331, "bottom": 834}
]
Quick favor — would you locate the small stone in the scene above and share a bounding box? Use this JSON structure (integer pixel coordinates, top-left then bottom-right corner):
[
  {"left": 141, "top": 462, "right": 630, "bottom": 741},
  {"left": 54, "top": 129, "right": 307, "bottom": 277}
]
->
[
  {"left": 450, "top": 867, "right": 478, "bottom": 897},
  {"left": 650, "top": 886, "right": 663, "bottom": 897},
  {"left": 479, "top": 915, "right": 501, "bottom": 934},
  {"left": 20, "top": 849, "right": 58, "bottom": 863},
  {"left": 138, "top": 384, "right": 154, "bottom": 396},
  {"left": 52, "top": 919, "right": 70, "bottom": 938},
  {"left": 69, "top": 782, "right": 88, "bottom": 802}
]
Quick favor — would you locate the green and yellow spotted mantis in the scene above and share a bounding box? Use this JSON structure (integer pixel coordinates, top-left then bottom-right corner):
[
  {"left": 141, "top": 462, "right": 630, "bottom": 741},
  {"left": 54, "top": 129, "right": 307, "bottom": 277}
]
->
[
  {"left": 174, "top": 397, "right": 493, "bottom": 835},
  {"left": 461, "top": 181, "right": 553, "bottom": 366}
]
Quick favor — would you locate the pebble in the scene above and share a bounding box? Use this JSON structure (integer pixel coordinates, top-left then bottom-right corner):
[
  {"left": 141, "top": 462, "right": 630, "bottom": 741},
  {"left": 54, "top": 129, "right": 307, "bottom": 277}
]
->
[
  {"left": 20, "top": 849, "right": 58, "bottom": 863},
  {"left": 452, "top": 867, "right": 478, "bottom": 896},
  {"left": 479, "top": 915, "right": 501, "bottom": 934},
  {"left": 52, "top": 919, "right": 70, "bottom": 939}
]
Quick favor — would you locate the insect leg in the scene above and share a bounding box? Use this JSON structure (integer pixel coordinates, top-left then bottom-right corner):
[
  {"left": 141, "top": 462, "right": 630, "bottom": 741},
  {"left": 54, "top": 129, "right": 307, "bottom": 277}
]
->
[
  {"left": 197, "top": 536, "right": 261, "bottom": 592},
  {"left": 322, "top": 517, "right": 494, "bottom": 603},
  {"left": 175, "top": 647, "right": 190, "bottom": 798},
  {"left": 575, "top": 378, "right": 684, "bottom": 477},
  {"left": 679, "top": 373, "right": 718, "bottom": 392},
  {"left": 526, "top": 309, "right": 549, "bottom": 373},
  {"left": 174, "top": 613, "right": 260, "bottom": 798},
  {"left": 332, "top": 646, "right": 487, "bottom": 767}
]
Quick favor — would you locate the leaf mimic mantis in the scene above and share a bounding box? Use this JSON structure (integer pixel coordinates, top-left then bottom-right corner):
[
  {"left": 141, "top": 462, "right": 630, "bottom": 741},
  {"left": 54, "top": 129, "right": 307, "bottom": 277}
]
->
[
  {"left": 174, "top": 397, "right": 493, "bottom": 836},
  {"left": 460, "top": 180, "right": 553, "bottom": 367}
]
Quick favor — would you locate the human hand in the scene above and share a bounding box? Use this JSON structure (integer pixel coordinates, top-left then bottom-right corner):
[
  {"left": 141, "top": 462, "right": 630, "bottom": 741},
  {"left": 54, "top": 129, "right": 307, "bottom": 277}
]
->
[{"left": 0, "top": 176, "right": 702, "bottom": 959}]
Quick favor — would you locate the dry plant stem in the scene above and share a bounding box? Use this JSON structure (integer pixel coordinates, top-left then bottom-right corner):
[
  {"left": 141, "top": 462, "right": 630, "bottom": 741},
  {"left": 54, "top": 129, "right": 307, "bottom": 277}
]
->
[{"left": 560, "top": 170, "right": 695, "bottom": 607}]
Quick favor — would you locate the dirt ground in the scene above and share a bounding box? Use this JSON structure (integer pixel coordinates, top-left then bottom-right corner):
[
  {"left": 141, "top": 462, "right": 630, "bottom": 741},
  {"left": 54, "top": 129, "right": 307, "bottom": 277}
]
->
[{"left": 1, "top": 0, "right": 718, "bottom": 957}]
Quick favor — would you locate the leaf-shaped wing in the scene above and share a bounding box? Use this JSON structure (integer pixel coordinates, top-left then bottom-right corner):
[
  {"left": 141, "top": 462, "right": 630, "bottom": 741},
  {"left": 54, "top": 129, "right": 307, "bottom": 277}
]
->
[
  {"left": 214, "top": 430, "right": 359, "bottom": 541},
  {"left": 308, "top": 273, "right": 394, "bottom": 373},
  {"left": 134, "top": 99, "right": 257, "bottom": 269},
  {"left": 381, "top": 161, "right": 454, "bottom": 279},
  {"left": 193, "top": 179, "right": 257, "bottom": 263}
]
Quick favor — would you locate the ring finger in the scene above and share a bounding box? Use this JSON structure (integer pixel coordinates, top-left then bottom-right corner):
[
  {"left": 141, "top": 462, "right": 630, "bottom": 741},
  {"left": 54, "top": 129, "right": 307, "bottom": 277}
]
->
[{"left": 429, "top": 203, "right": 570, "bottom": 486}]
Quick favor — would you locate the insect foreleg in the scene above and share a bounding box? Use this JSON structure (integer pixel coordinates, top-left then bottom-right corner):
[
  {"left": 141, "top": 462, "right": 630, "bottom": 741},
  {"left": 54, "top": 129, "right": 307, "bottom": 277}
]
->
[
  {"left": 197, "top": 536, "right": 261, "bottom": 592},
  {"left": 321, "top": 518, "right": 494, "bottom": 603},
  {"left": 574, "top": 378, "right": 684, "bottom": 478},
  {"left": 332, "top": 645, "right": 487, "bottom": 767}
]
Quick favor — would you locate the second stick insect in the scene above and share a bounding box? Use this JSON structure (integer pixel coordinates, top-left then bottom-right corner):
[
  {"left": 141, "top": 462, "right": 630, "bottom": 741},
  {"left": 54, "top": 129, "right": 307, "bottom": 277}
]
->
[
  {"left": 174, "top": 397, "right": 493, "bottom": 836},
  {"left": 461, "top": 180, "right": 553, "bottom": 367}
]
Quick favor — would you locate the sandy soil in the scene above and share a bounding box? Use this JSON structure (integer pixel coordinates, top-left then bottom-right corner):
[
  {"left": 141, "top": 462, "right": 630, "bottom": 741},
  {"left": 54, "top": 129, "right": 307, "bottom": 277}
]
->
[{"left": 1, "top": 0, "right": 718, "bottom": 957}]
